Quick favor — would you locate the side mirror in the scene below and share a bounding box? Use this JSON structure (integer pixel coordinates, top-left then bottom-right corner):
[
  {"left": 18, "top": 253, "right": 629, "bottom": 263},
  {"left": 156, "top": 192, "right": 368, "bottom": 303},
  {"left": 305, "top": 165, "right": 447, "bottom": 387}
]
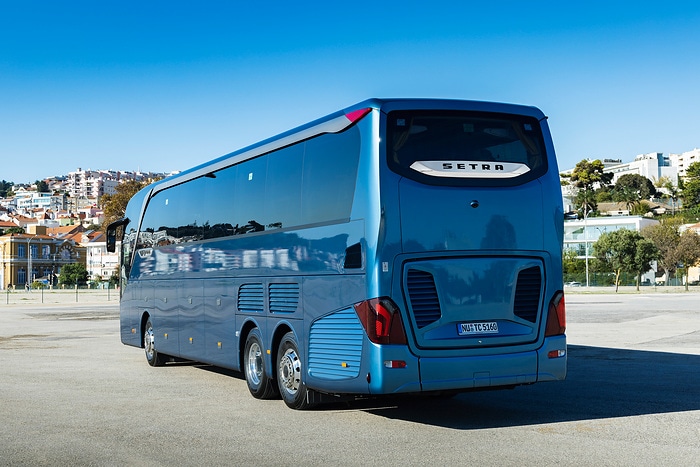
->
[{"left": 106, "top": 218, "right": 129, "bottom": 253}]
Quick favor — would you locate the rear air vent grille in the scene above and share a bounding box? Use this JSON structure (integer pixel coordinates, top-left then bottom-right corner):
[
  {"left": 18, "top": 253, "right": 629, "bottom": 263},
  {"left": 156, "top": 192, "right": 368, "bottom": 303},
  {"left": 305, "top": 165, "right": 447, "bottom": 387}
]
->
[
  {"left": 513, "top": 266, "right": 541, "bottom": 322},
  {"left": 269, "top": 283, "right": 299, "bottom": 313},
  {"left": 406, "top": 269, "right": 441, "bottom": 328},
  {"left": 238, "top": 283, "right": 264, "bottom": 312}
]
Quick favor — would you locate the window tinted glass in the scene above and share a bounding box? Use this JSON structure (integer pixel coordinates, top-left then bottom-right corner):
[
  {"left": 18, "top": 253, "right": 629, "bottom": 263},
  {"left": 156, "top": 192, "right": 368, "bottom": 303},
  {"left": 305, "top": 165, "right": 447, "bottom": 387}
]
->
[
  {"left": 203, "top": 167, "right": 236, "bottom": 239},
  {"left": 302, "top": 127, "right": 360, "bottom": 224},
  {"left": 266, "top": 144, "right": 303, "bottom": 230},
  {"left": 234, "top": 155, "right": 267, "bottom": 233},
  {"left": 387, "top": 110, "right": 547, "bottom": 186},
  {"left": 139, "top": 123, "right": 361, "bottom": 246}
]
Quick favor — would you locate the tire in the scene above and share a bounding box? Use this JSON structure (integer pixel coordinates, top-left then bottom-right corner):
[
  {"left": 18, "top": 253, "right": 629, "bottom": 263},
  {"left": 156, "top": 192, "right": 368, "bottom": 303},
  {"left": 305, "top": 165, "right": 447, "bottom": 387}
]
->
[
  {"left": 144, "top": 317, "right": 166, "bottom": 367},
  {"left": 243, "top": 328, "right": 278, "bottom": 399},
  {"left": 276, "top": 331, "right": 314, "bottom": 410}
]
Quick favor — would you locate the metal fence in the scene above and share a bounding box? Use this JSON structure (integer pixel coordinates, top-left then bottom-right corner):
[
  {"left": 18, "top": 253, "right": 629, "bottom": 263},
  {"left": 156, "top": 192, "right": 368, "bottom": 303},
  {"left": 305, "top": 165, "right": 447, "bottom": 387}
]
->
[{"left": 2, "top": 286, "right": 118, "bottom": 305}]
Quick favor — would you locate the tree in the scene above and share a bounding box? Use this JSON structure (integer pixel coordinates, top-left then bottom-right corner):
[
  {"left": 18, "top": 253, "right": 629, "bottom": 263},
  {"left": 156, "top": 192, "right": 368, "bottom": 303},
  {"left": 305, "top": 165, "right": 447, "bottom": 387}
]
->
[
  {"left": 632, "top": 238, "right": 658, "bottom": 291},
  {"left": 35, "top": 180, "right": 50, "bottom": 193},
  {"left": 593, "top": 228, "right": 656, "bottom": 292},
  {"left": 681, "top": 162, "right": 700, "bottom": 210},
  {"left": 676, "top": 230, "right": 700, "bottom": 291},
  {"left": 5, "top": 226, "right": 25, "bottom": 235},
  {"left": 642, "top": 219, "right": 683, "bottom": 285},
  {"left": 612, "top": 174, "right": 656, "bottom": 213},
  {"left": 562, "top": 248, "right": 585, "bottom": 283},
  {"left": 569, "top": 159, "right": 613, "bottom": 217},
  {"left": 101, "top": 180, "right": 150, "bottom": 231},
  {"left": 615, "top": 173, "right": 656, "bottom": 199},
  {"left": 59, "top": 263, "right": 89, "bottom": 287},
  {"left": 613, "top": 185, "right": 642, "bottom": 213},
  {"left": 0, "top": 180, "right": 14, "bottom": 198}
]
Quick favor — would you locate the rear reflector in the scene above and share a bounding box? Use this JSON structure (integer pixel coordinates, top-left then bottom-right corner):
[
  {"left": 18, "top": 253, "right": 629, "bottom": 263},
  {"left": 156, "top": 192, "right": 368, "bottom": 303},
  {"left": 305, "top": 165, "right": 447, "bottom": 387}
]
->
[
  {"left": 548, "top": 350, "right": 566, "bottom": 359},
  {"left": 384, "top": 360, "right": 407, "bottom": 369}
]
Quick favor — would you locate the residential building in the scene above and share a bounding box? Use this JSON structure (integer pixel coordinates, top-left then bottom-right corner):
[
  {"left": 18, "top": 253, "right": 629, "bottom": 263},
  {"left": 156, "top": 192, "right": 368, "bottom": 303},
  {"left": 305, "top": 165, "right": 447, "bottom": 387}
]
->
[
  {"left": 66, "top": 168, "right": 170, "bottom": 200},
  {"left": 668, "top": 148, "right": 700, "bottom": 178},
  {"left": 0, "top": 225, "right": 84, "bottom": 290},
  {"left": 14, "top": 191, "right": 66, "bottom": 212},
  {"left": 84, "top": 236, "right": 119, "bottom": 283}
]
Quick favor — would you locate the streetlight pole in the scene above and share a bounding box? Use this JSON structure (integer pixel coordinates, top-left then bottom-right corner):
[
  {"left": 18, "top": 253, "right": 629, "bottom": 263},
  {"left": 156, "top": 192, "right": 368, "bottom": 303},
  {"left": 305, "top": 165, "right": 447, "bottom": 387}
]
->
[{"left": 584, "top": 205, "right": 590, "bottom": 288}]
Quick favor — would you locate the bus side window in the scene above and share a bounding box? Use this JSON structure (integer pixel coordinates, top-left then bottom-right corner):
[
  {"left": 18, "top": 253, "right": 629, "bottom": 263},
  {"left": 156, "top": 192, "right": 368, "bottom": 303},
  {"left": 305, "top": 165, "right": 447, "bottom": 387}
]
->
[
  {"left": 266, "top": 145, "right": 303, "bottom": 230},
  {"left": 301, "top": 127, "right": 360, "bottom": 225}
]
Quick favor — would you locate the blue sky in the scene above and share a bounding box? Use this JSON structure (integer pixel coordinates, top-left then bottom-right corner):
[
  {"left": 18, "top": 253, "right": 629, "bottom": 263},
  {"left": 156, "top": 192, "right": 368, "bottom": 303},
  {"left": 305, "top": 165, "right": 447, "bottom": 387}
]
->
[{"left": 2, "top": 1, "right": 699, "bottom": 184}]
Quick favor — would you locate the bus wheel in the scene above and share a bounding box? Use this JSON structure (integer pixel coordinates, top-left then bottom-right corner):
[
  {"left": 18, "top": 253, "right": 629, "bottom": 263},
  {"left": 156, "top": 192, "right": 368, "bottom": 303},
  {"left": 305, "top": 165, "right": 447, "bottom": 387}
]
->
[
  {"left": 144, "top": 318, "right": 165, "bottom": 367},
  {"left": 276, "top": 332, "right": 314, "bottom": 410},
  {"left": 244, "top": 328, "right": 278, "bottom": 399}
]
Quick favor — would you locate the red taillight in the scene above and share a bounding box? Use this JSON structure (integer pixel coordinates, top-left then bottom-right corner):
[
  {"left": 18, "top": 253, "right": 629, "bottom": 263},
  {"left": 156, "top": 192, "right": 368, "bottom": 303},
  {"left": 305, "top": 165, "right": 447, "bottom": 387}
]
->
[
  {"left": 545, "top": 291, "right": 566, "bottom": 337},
  {"left": 353, "top": 298, "right": 407, "bottom": 345},
  {"left": 344, "top": 107, "right": 371, "bottom": 123}
]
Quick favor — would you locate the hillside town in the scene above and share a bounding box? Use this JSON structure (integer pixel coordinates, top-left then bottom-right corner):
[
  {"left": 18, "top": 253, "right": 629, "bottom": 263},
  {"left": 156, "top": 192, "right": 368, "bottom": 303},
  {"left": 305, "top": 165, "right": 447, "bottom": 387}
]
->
[
  {"left": 2, "top": 147, "right": 700, "bottom": 291},
  {"left": 0, "top": 168, "right": 173, "bottom": 290}
]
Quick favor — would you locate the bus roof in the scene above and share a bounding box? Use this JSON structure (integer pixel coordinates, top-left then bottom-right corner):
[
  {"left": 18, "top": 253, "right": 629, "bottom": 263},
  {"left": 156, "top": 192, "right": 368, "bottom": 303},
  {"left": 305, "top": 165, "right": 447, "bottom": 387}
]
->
[{"left": 147, "top": 98, "right": 546, "bottom": 195}]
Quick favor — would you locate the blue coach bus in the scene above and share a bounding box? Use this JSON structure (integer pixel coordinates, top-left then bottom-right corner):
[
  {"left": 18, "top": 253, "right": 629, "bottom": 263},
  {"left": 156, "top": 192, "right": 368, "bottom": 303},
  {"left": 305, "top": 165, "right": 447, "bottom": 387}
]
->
[{"left": 107, "top": 98, "right": 566, "bottom": 409}]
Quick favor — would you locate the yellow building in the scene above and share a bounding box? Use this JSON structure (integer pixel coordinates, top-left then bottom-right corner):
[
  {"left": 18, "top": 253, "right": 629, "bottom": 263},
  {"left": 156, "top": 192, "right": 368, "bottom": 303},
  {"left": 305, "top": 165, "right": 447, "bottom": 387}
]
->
[{"left": 0, "top": 226, "right": 84, "bottom": 290}]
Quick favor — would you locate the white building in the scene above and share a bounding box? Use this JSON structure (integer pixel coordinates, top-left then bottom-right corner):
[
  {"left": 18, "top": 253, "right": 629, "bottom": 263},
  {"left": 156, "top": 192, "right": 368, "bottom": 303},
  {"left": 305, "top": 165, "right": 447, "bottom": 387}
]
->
[
  {"left": 668, "top": 148, "right": 700, "bottom": 178},
  {"left": 564, "top": 216, "right": 660, "bottom": 286},
  {"left": 84, "top": 237, "right": 119, "bottom": 283},
  {"left": 605, "top": 152, "right": 678, "bottom": 187},
  {"left": 14, "top": 191, "right": 66, "bottom": 212},
  {"left": 66, "top": 168, "right": 121, "bottom": 199}
]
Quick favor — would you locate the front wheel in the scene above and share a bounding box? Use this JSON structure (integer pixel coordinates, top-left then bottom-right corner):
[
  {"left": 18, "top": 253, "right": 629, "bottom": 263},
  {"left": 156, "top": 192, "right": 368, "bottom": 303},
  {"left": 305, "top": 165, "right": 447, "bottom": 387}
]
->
[
  {"left": 144, "top": 318, "right": 166, "bottom": 367},
  {"left": 244, "top": 328, "right": 278, "bottom": 399},
  {"left": 276, "top": 332, "right": 314, "bottom": 410}
]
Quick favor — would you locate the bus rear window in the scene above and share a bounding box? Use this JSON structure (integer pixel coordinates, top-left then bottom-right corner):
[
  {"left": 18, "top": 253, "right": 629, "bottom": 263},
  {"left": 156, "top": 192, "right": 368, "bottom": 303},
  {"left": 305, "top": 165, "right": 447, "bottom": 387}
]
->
[{"left": 386, "top": 110, "right": 548, "bottom": 186}]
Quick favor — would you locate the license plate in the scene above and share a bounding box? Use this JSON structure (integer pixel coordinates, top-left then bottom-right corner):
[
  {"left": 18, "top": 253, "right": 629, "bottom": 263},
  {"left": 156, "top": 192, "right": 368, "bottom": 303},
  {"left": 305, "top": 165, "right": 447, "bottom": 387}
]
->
[{"left": 458, "top": 322, "right": 499, "bottom": 336}]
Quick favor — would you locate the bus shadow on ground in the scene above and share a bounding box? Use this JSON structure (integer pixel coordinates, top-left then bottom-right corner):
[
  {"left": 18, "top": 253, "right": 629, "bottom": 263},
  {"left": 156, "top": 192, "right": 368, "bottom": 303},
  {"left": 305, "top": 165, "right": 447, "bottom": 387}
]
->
[{"left": 359, "top": 345, "right": 700, "bottom": 428}]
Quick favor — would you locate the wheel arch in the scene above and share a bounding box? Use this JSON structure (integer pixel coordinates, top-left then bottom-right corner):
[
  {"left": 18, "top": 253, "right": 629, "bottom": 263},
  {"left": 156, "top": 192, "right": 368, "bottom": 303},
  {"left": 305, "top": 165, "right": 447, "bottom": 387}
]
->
[
  {"left": 238, "top": 318, "right": 261, "bottom": 370},
  {"left": 139, "top": 311, "right": 151, "bottom": 349}
]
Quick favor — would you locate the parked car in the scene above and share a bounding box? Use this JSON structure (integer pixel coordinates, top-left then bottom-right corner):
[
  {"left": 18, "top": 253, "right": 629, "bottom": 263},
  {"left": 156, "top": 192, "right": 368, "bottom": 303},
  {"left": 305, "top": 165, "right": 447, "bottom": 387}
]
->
[{"left": 565, "top": 281, "right": 582, "bottom": 287}]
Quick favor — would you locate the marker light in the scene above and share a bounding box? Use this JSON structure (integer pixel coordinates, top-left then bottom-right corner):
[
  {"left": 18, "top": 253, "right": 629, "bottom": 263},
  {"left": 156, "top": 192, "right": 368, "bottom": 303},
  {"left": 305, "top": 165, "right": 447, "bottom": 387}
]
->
[{"left": 344, "top": 108, "right": 371, "bottom": 123}]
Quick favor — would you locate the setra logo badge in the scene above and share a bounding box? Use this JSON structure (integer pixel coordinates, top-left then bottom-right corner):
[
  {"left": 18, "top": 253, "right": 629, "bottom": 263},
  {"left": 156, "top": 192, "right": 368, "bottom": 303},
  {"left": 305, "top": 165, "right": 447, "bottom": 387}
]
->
[{"left": 410, "top": 160, "right": 530, "bottom": 178}]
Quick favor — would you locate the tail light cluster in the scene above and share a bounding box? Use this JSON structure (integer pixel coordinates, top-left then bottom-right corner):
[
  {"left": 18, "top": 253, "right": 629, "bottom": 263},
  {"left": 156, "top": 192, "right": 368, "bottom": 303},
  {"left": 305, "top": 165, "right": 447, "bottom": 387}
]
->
[
  {"left": 545, "top": 291, "right": 566, "bottom": 337},
  {"left": 353, "top": 297, "right": 407, "bottom": 345}
]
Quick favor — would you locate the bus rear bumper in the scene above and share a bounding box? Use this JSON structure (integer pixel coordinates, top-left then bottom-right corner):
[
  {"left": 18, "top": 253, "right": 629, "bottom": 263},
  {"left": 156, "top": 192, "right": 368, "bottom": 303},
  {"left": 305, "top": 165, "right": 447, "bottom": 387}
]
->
[
  {"left": 394, "top": 335, "right": 566, "bottom": 393},
  {"left": 417, "top": 351, "right": 539, "bottom": 392}
]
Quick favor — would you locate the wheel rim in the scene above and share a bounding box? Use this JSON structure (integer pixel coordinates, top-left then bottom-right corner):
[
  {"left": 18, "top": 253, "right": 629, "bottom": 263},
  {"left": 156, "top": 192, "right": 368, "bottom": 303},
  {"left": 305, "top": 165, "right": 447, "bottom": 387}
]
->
[
  {"left": 278, "top": 347, "right": 302, "bottom": 396},
  {"left": 246, "top": 341, "right": 263, "bottom": 386},
  {"left": 144, "top": 325, "right": 155, "bottom": 360}
]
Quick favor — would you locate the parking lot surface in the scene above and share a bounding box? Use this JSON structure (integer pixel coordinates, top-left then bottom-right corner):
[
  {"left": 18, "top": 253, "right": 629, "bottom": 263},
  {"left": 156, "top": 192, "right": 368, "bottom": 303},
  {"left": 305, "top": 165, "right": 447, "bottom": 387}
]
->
[{"left": 1, "top": 292, "right": 699, "bottom": 466}]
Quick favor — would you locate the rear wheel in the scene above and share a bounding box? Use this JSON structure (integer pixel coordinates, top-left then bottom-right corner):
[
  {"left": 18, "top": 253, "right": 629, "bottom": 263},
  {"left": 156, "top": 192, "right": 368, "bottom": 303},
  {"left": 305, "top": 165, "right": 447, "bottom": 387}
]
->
[
  {"left": 244, "top": 328, "right": 278, "bottom": 399},
  {"left": 144, "top": 318, "right": 166, "bottom": 367},
  {"left": 276, "top": 332, "right": 314, "bottom": 410}
]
